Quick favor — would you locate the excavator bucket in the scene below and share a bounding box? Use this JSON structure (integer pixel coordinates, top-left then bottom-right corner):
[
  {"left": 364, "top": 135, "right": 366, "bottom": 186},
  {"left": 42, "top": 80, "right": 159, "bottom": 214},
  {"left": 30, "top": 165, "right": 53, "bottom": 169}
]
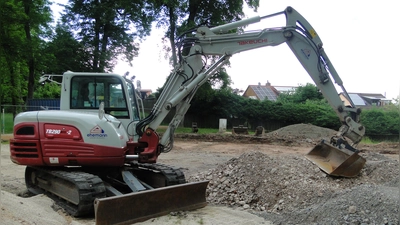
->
[
  {"left": 305, "top": 141, "right": 366, "bottom": 178},
  {"left": 94, "top": 180, "right": 209, "bottom": 225}
]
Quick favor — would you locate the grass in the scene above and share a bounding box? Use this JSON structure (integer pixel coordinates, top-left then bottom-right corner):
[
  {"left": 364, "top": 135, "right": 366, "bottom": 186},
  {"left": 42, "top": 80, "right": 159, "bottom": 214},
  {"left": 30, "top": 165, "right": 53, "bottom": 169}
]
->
[
  {"left": 157, "top": 126, "right": 255, "bottom": 135},
  {"left": 0, "top": 112, "right": 229, "bottom": 135},
  {"left": 0, "top": 113, "right": 14, "bottom": 134},
  {"left": 360, "top": 136, "right": 377, "bottom": 144},
  {"left": 360, "top": 136, "right": 399, "bottom": 144},
  {"left": 0, "top": 112, "right": 248, "bottom": 135},
  {"left": 157, "top": 126, "right": 221, "bottom": 134}
]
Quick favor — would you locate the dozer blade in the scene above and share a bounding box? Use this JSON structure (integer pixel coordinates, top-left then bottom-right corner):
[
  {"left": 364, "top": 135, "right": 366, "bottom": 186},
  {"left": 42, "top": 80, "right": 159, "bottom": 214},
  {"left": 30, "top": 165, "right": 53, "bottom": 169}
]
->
[
  {"left": 94, "top": 180, "right": 209, "bottom": 225},
  {"left": 305, "top": 141, "right": 366, "bottom": 178}
]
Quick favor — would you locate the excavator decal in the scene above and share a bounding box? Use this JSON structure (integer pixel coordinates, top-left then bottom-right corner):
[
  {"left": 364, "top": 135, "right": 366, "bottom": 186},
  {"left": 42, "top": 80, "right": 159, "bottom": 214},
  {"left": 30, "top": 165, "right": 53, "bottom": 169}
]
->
[
  {"left": 309, "top": 29, "right": 317, "bottom": 38},
  {"left": 301, "top": 48, "right": 311, "bottom": 59},
  {"left": 238, "top": 38, "right": 268, "bottom": 45},
  {"left": 88, "top": 125, "right": 108, "bottom": 138}
]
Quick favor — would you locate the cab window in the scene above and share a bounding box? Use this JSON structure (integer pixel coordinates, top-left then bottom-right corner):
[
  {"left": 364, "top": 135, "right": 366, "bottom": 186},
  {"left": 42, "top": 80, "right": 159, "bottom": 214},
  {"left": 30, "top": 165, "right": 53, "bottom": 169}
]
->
[{"left": 70, "top": 76, "right": 129, "bottom": 118}]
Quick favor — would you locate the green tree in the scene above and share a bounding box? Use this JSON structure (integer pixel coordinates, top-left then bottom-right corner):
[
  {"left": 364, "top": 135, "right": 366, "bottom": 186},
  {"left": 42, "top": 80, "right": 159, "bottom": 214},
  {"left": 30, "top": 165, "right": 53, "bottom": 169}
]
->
[
  {"left": 360, "top": 106, "right": 400, "bottom": 136},
  {"left": 277, "top": 83, "right": 323, "bottom": 103},
  {"left": 152, "top": 0, "right": 259, "bottom": 88},
  {"left": 392, "top": 96, "right": 399, "bottom": 106},
  {"left": 0, "top": 0, "right": 52, "bottom": 118},
  {"left": 0, "top": 0, "right": 28, "bottom": 116},
  {"left": 153, "top": 0, "right": 260, "bottom": 127},
  {"left": 21, "top": 0, "right": 52, "bottom": 99},
  {"left": 61, "top": 0, "right": 154, "bottom": 72},
  {"left": 41, "top": 23, "right": 90, "bottom": 74},
  {"left": 33, "top": 82, "right": 61, "bottom": 98}
]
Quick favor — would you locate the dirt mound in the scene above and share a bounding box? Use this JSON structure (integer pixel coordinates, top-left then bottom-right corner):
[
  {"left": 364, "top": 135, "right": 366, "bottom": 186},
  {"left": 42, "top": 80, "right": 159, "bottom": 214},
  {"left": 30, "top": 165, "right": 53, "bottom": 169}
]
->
[
  {"left": 265, "top": 123, "right": 336, "bottom": 140},
  {"left": 189, "top": 151, "right": 399, "bottom": 224},
  {"left": 174, "top": 123, "right": 336, "bottom": 146}
]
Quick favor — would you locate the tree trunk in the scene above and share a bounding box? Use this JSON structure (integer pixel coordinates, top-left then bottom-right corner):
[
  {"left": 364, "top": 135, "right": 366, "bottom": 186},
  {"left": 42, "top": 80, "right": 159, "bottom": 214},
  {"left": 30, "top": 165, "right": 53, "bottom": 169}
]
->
[
  {"left": 99, "top": 23, "right": 110, "bottom": 72},
  {"left": 23, "top": 0, "right": 35, "bottom": 100},
  {"left": 6, "top": 59, "right": 18, "bottom": 119},
  {"left": 168, "top": 6, "right": 177, "bottom": 66},
  {"left": 92, "top": 0, "right": 101, "bottom": 72}
]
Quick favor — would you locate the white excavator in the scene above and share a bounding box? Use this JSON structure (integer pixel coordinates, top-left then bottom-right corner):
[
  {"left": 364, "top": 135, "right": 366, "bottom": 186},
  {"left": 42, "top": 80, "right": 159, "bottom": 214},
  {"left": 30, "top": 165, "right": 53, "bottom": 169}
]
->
[{"left": 10, "top": 6, "right": 365, "bottom": 225}]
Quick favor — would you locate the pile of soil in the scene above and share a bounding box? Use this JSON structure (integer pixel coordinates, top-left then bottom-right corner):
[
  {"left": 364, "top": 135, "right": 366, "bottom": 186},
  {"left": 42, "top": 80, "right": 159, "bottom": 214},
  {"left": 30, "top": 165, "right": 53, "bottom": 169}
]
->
[
  {"left": 189, "top": 151, "right": 399, "bottom": 224},
  {"left": 187, "top": 124, "right": 399, "bottom": 224},
  {"left": 264, "top": 123, "right": 337, "bottom": 140},
  {"left": 175, "top": 123, "right": 337, "bottom": 146}
]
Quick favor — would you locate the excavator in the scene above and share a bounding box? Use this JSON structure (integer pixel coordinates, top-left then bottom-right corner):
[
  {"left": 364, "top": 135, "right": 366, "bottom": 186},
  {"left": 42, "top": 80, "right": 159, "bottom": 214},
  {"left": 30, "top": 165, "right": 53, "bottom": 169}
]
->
[{"left": 10, "top": 6, "right": 366, "bottom": 225}]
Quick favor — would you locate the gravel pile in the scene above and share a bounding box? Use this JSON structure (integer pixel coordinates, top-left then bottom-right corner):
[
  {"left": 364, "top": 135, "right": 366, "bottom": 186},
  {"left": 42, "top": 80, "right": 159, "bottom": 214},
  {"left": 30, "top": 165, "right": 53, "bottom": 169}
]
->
[
  {"left": 189, "top": 151, "right": 399, "bottom": 224},
  {"left": 265, "top": 123, "right": 337, "bottom": 141},
  {"left": 175, "top": 124, "right": 339, "bottom": 146}
]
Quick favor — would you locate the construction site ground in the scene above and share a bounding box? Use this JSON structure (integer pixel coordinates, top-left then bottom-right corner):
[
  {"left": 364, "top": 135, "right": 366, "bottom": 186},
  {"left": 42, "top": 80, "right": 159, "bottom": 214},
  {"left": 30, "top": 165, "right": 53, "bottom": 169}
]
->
[{"left": 1, "top": 124, "right": 399, "bottom": 225}]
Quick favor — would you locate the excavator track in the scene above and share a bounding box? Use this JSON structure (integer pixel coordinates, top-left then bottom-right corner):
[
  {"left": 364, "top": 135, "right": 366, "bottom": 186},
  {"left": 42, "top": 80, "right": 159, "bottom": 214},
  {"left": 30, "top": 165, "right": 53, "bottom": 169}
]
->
[
  {"left": 25, "top": 162, "right": 207, "bottom": 223},
  {"left": 127, "top": 162, "right": 186, "bottom": 187},
  {"left": 25, "top": 166, "right": 106, "bottom": 216}
]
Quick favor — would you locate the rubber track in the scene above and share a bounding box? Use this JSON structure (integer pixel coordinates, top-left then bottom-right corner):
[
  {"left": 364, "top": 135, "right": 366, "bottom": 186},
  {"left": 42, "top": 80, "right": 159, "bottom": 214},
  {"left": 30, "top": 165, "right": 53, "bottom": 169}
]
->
[
  {"left": 130, "top": 162, "right": 186, "bottom": 186},
  {"left": 27, "top": 163, "right": 184, "bottom": 216},
  {"left": 27, "top": 167, "right": 106, "bottom": 216}
]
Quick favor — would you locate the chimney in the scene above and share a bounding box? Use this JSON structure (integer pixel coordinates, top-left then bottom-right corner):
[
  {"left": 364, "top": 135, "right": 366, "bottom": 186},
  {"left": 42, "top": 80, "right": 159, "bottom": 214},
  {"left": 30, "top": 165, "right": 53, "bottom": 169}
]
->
[{"left": 266, "top": 80, "right": 271, "bottom": 86}]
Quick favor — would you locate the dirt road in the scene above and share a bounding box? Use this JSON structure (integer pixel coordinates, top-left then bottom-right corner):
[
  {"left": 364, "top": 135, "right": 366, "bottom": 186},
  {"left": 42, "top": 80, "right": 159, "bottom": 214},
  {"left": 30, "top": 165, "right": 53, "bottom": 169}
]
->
[
  {"left": 1, "top": 124, "right": 399, "bottom": 224},
  {"left": 1, "top": 141, "right": 283, "bottom": 225}
]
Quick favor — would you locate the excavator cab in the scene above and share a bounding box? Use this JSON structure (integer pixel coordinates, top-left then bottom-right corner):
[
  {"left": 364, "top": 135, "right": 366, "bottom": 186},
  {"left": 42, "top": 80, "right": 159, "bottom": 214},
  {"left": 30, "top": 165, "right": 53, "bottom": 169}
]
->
[{"left": 305, "top": 140, "right": 366, "bottom": 177}]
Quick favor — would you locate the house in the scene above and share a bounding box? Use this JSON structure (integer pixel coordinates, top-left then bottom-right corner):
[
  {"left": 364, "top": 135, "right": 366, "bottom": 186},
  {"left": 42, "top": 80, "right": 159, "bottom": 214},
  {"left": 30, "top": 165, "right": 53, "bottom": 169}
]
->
[
  {"left": 339, "top": 93, "right": 391, "bottom": 107},
  {"left": 243, "top": 82, "right": 390, "bottom": 107},
  {"left": 242, "top": 81, "right": 296, "bottom": 101}
]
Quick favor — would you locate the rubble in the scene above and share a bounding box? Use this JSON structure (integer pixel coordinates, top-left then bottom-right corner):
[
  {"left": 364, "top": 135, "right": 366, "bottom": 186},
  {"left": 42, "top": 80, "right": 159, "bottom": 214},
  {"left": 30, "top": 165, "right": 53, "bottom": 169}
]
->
[
  {"left": 188, "top": 123, "right": 399, "bottom": 224},
  {"left": 189, "top": 151, "right": 399, "bottom": 224}
]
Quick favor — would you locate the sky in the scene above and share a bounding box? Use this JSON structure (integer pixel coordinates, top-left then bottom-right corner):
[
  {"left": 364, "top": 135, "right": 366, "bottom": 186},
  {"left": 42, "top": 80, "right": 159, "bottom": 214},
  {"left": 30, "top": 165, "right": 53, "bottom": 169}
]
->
[{"left": 53, "top": 1, "right": 399, "bottom": 100}]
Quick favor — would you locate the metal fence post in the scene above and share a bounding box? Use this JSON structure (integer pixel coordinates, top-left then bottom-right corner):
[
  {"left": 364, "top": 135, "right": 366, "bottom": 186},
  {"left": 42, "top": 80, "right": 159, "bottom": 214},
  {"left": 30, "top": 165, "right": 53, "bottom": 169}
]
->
[{"left": 2, "top": 107, "right": 4, "bottom": 134}]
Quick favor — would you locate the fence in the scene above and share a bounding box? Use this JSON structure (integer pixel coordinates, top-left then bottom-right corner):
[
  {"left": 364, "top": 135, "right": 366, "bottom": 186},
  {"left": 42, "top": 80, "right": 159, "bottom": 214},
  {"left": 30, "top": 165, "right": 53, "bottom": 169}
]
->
[
  {"left": 1, "top": 101, "right": 61, "bottom": 134},
  {"left": 26, "top": 99, "right": 60, "bottom": 111},
  {"left": 1, "top": 99, "right": 288, "bottom": 134}
]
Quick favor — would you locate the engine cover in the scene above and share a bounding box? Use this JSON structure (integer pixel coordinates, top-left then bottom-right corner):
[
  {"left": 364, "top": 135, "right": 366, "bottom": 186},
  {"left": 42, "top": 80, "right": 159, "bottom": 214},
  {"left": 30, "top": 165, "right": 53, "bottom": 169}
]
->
[{"left": 10, "top": 110, "right": 129, "bottom": 167}]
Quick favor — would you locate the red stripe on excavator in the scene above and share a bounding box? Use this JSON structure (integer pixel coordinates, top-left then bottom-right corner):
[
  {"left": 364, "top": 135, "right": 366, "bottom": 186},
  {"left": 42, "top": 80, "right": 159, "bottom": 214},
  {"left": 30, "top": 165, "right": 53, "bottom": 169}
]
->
[
  {"left": 134, "top": 128, "right": 161, "bottom": 163},
  {"left": 10, "top": 122, "right": 126, "bottom": 167}
]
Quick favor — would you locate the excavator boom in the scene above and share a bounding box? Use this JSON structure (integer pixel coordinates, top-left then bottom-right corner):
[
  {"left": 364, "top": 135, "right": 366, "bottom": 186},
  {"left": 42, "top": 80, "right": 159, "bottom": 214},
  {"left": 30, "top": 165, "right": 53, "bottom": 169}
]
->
[{"left": 137, "top": 6, "right": 366, "bottom": 177}]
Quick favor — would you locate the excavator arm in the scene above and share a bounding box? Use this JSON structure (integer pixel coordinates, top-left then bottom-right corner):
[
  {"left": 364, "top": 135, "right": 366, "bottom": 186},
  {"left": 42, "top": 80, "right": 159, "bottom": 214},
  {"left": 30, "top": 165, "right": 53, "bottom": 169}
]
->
[
  {"left": 283, "top": 7, "right": 365, "bottom": 145},
  {"left": 135, "top": 6, "right": 365, "bottom": 173}
]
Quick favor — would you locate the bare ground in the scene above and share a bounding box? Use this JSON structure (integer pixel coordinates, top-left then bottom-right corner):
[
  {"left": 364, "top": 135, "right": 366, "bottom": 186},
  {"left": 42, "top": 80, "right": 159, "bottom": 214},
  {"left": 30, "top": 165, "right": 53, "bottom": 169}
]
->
[{"left": 1, "top": 124, "right": 399, "bottom": 224}]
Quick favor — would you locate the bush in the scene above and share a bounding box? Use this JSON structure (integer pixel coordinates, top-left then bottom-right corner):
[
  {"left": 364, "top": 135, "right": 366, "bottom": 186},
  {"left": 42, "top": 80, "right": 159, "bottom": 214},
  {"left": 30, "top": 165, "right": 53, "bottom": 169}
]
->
[{"left": 360, "top": 105, "right": 399, "bottom": 136}]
